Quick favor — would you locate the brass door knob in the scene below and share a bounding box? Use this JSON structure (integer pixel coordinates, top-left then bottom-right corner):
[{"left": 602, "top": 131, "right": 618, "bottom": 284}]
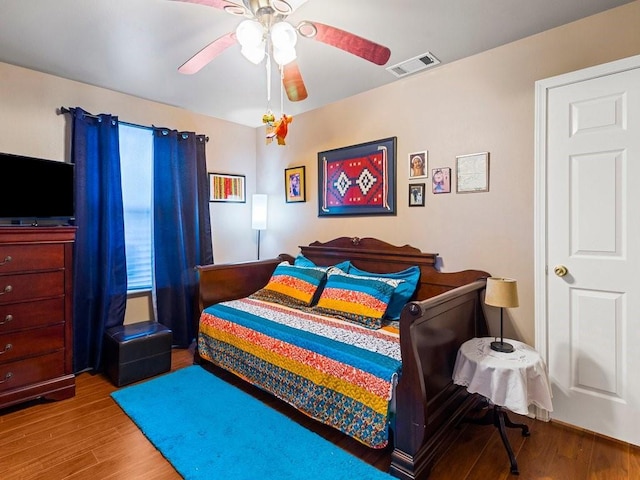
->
[{"left": 554, "top": 265, "right": 568, "bottom": 277}]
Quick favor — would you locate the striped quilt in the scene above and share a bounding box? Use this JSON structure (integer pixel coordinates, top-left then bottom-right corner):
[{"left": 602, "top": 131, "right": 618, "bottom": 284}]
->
[{"left": 198, "top": 297, "right": 402, "bottom": 448}]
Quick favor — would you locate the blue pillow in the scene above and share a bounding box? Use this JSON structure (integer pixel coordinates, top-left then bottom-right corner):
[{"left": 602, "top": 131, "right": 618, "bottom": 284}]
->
[
  {"left": 347, "top": 264, "right": 421, "bottom": 320},
  {"left": 293, "top": 254, "right": 316, "bottom": 267},
  {"left": 293, "top": 254, "right": 350, "bottom": 272}
]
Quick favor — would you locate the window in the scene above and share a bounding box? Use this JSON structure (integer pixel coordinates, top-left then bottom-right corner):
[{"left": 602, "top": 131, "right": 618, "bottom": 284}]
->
[{"left": 119, "top": 124, "right": 153, "bottom": 291}]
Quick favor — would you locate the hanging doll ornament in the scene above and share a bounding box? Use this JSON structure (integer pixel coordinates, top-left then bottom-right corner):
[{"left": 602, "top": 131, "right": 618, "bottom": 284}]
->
[
  {"left": 263, "top": 60, "right": 293, "bottom": 146},
  {"left": 262, "top": 110, "right": 275, "bottom": 125},
  {"left": 263, "top": 109, "right": 276, "bottom": 141},
  {"left": 266, "top": 114, "right": 293, "bottom": 145}
]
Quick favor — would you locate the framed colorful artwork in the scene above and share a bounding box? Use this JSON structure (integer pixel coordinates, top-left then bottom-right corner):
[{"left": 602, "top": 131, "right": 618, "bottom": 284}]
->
[
  {"left": 456, "top": 152, "right": 490, "bottom": 193},
  {"left": 318, "top": 137, "right": 397, "bottom": 216},
  {"left": 209, "top": 173, "right": 246, "bottom": 203},
  {"left": 284, "top": 166, "right": 306, "bottom": 203},
  {"left": 431, "top": 167, "right": 451, "bottom": 194},
  {"left": 408, "top": 151, "right": 428, "bottom": 179},
  {"left": 409, "top": 183, "right": 425, "bottom": 206}
]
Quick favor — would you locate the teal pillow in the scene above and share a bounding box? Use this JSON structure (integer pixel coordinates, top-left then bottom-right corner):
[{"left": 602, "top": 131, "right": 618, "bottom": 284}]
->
[
  {"left": 314, "top": 267, "right": 401, "bottom": 329},
  {"left": 293, "top": 254, "right": 350, "bottom": 272},
  {"left": 347, "top": 264, "right": 421, "bottom": 320}
]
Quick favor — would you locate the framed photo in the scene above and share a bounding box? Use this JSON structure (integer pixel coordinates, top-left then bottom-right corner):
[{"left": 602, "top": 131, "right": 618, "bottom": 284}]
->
[
  {"left": 284, "top": 166, "right": 306, "bottom": 203},
  {"left": 456, "top": 152, "right": 490, "bottom": 193},
  {"left": 432, "top": 167, "right": 451, "bottom": 194},
  {"left": 409, "top": 183, "right": 425, "bottom": 206},
  {"left": 209, "top": 173, "right": 246, "bottom": 203},
  {"left": 408, "top": 151, "right": 428, "bottom": 179},
  {"left": 318, "top": 137, "right": 397, "bottom": 216}
]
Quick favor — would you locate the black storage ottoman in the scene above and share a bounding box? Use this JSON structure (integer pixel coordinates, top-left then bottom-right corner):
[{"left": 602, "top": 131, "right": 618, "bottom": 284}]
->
[{"left": 104, "top": 321, "right": 172, "bottom": 387}]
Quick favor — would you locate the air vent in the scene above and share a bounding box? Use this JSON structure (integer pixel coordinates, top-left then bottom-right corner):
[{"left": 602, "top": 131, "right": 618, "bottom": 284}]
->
[{"left": 386, "top": 52, "right": 440, "bottom": 78}]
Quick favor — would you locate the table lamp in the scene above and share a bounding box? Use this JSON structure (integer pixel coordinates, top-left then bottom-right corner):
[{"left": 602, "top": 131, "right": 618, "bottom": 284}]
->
[
  {"left": 251, "top": 194, "right": 267, "bottom": 259},
  {"left": 485, "top": 277, "right": 519, "bottom": 353}
]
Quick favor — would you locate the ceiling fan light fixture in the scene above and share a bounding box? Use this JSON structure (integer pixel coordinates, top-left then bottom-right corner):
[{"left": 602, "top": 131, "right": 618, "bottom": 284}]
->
[
  {"left": 270, "top": 21, "right": 297, "bottom": 49},
  {"left": 241, "top": 43, "right": 266, "bottom": 64},
  {"left": 236, "top": 20, "right": 264, "bottom": 48},
  {"left": 273, "top": 45, "right": 296, "bottom": 65}
]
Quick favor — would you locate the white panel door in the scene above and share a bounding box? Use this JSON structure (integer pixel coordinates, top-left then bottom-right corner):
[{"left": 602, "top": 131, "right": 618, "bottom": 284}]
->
[{"left": 545, "top": 65, "right": 640, "bottom": 445}]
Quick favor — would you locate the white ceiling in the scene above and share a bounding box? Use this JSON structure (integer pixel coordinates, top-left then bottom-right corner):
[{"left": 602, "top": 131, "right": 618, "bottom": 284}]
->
[{"left": 0, "top": 0, "right": 633, "bottom": 127}]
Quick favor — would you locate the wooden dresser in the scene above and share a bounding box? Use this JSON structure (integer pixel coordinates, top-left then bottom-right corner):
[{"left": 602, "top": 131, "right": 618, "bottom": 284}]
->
[{"left": 0, "top": 226, "right": 76, "bottom": 409}]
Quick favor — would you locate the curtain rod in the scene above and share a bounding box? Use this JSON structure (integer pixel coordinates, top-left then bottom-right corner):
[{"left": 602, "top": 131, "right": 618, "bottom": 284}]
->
[{"left": 57, "top": 107, "right": 209, "bottom": 142}]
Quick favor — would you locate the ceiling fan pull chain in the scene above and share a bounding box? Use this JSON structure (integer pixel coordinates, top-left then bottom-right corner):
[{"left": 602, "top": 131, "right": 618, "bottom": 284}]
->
[
  {"left": 266, "top": 56, "right": 272, "bottom": 107},
  {"left": 280, "top": 64, "right": 285, "bottom": 115}
]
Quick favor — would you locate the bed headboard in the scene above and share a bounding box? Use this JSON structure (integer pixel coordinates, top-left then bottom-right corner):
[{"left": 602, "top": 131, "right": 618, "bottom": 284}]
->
[
  {"left": 299, "top": 237, "right": 488, "bottom": 300},
  {"left": 196, "top": 236, "right": 488, "bottom": 311}
]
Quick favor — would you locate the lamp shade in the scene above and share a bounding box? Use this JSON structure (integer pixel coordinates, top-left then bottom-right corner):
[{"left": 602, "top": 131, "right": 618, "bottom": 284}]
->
[
  {"left": 270, "top": 21, "right": 297, "bottom": 49},
  {"left": 236, "top": 20, "right": 264, "bottom": 48},
  {"left": 485, "top": 277, "right": 519, "bottom": 308},
  {"left": 251, "top": 194, "right": 268, "bottom": 230},
  {"left": 241, "top": 44, "right": 266, "bottom": 64}
]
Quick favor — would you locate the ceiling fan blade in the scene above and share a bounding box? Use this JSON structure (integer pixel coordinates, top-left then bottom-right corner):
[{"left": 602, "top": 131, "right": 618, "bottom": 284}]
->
[
  {"left": 282, "top": 61, "right": 308, "bottom": 102},
  {"left": 178, "top": 32, "right": 237, "bottom": 74},
  {"left": 172, "top": 0, "right": 248, "bottom": 15},
  {"left": 270, "top": 0, "right": 308, "bottom": 15},
  {"left": 300, "top": 22, "right": 391, "bottom": 66},
  {"left": 173, "top": 0, "right": 240, "bottom": 10}
]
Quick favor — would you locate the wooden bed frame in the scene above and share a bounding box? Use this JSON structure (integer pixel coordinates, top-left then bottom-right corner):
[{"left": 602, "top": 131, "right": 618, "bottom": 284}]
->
[{"left": 195, "top": 237, "right": 489, "bottom": 480}]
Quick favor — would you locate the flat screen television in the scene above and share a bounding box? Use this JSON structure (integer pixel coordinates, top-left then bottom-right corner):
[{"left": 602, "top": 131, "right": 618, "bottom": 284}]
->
[{"left": 0, "top": 151, "right": 75, "bottom": 224}]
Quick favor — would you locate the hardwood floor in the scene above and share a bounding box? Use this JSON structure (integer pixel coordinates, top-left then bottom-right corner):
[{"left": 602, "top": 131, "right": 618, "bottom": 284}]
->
[{"left": 1, "top": 348, "right": 639, "bottom": 479}]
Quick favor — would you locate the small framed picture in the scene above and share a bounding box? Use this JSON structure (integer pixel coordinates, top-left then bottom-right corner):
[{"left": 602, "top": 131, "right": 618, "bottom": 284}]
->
[
  {"left": 209, "top": 173, "right": 246, "bottom": 203},
  {"left": 408, "top": 151, "right": 428, "bottom": 179},
  {"left": 285, "top": 166, "right": 306, "bottom": 203},
  {"left": 431, "top": 167, "right": 451, "bottom": 194},
  {"left": 409, "top": 183, "right": 425, "bottom": 206},
  {"left": 456, "top": 152, "right": 489, "bottom": 193}
]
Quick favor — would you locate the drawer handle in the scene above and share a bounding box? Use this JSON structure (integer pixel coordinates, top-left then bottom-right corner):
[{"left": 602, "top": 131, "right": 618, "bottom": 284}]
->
[
  {"left": 0, "top": 285, "right": 12, "bottom": 296},
  {"left": 0, "top": 343, "right": 12, "bottom": 355},
  {"left": 0, "top": 256, "right": 12, "bottom": 266},
  {"left": 0, "top": 314, "right": 12, "bottom": 325},
  {"left": 0, "top": 372, "right": 12, "bottom": 384}
]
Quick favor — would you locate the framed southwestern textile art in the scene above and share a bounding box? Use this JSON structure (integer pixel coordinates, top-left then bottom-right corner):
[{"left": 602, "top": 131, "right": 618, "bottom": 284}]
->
[{"left": 318, "top": 137, "right": 397, "bottom": 216}]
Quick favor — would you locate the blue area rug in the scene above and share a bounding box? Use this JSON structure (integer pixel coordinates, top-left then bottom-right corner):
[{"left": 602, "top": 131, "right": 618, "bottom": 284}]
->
[{"left": 111, "top": 365, "right": 393, "bottom": 480}]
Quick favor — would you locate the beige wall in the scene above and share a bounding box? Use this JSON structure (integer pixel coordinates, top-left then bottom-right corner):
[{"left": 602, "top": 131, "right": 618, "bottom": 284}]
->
[
  {"left": 1, "top": 2, "right": 639, "bottom": 337},
  {"left": 0, "top": 61, "right": 257, "bottom": 262},
  {"left": 0, "top": 62, "right": 256, "bottom": 322},
  {"left": 254, "top": 2, "right": 640, "bottom": 346}
]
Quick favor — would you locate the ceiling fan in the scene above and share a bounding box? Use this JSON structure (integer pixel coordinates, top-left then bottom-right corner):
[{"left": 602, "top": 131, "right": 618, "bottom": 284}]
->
[{"left": 175, "top": 0, "right": 391, "bottom": 102}]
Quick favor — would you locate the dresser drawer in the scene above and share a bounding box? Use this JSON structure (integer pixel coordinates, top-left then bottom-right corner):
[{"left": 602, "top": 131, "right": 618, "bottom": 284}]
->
[
  {"left": 0, "top": 243, "right": 65, "bottom": 274},
  {"left": 0, "top": 297, "right": 64, "bottom": 334},
  {"left": 0, "top": 271, "right": 64, "bottom": 305},
  {"left": 0, "top": 351, "right": 65, "bottom": 393},
  {"left": 0, "top": 324, "right": 64, "bottom": 364}
]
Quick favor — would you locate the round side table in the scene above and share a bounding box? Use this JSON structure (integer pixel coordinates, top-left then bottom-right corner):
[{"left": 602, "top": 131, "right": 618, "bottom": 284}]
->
[{"left": 453, "top": 337, "right": 553, "bottom": 474}]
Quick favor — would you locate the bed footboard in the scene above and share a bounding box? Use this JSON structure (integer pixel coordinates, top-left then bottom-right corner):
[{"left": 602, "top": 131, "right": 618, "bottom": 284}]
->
[{"left": 390, "top": 280, "right": 488, "bottom": 480}]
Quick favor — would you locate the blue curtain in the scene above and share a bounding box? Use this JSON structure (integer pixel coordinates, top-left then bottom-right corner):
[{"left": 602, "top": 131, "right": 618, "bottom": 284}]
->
[
  {"left": 153, "top": 128, "right": 213, "bottom": 347},
  {"left": 70, "top": 107, "right": 128, "bottom": 373}
]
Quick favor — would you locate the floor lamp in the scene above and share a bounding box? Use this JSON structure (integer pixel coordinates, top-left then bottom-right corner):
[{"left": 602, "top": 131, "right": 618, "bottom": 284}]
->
[
  {"left": 485, "top": 277, "right": 519, "bottom": 353},
  {"left": 251, "top": 194, "right": 267, "bottom": 260}
]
